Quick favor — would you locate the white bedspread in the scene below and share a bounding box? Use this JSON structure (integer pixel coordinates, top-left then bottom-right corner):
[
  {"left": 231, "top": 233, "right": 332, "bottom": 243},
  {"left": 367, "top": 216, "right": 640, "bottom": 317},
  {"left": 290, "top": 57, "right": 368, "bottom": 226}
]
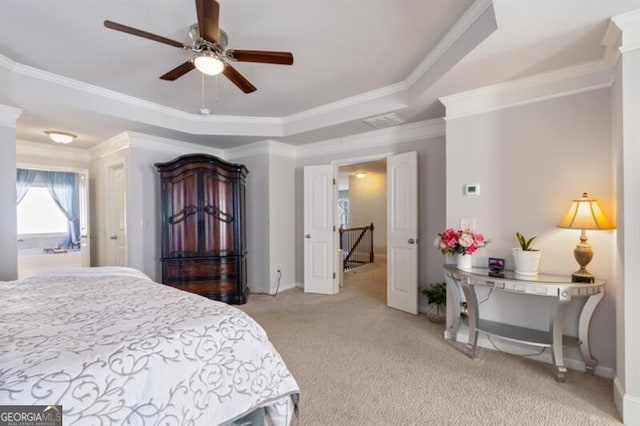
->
[{"left": 0, "top": 267, "right": 299, "bottom": 425}]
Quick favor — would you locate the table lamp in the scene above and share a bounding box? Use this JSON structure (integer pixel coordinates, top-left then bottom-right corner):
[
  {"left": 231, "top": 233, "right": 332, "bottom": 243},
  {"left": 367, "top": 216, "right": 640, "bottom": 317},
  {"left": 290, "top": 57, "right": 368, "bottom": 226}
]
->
[{"left": 557, "top": 192, "right": 614, "bottom": 283}]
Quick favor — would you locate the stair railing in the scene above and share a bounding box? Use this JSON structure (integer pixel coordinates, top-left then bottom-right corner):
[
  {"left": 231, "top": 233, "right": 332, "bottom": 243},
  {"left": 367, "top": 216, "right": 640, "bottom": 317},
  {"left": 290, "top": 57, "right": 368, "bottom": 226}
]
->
[{"left": 339, "top": 222, "right": 374, "bottom": 271}]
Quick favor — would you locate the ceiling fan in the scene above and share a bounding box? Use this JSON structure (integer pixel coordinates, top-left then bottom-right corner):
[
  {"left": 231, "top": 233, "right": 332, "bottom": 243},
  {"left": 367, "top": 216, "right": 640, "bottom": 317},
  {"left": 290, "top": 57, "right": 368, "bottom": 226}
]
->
[{"left": 104, "top": 0, "right": 294, "bottom": 93}]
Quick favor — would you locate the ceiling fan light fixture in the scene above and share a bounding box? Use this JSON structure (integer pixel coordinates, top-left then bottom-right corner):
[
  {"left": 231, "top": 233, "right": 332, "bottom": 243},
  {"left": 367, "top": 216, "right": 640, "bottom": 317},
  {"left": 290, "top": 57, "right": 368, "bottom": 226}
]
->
[
  {"left": 45, "top": 131, "right": 76, "bottom": 144},
  {"left": 194, "top": 53, "right": 225, "bottom": 76}
]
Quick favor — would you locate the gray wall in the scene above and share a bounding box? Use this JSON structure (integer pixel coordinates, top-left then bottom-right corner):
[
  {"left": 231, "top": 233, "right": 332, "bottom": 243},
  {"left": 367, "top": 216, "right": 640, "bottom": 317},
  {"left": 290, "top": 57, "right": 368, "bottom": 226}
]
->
[{"left": 445, "top": 88, "right": 615, "bottom": 370}]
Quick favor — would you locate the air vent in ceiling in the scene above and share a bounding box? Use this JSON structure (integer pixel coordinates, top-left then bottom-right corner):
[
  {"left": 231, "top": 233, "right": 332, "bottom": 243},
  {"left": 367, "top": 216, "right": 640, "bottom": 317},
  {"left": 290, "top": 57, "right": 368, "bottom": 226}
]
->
[{"left": 363, "top": 112, "right": 406, "bottom": 129}]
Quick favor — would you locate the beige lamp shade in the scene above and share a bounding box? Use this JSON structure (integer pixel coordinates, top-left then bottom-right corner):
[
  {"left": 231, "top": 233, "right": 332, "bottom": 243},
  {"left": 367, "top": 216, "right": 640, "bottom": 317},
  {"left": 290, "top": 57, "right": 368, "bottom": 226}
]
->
[
  {"left": 557, "top": 192, "right": 614, "bottom": 283},
  {"left": 557, "top": 192, "right": 614, "bottom": 230}
]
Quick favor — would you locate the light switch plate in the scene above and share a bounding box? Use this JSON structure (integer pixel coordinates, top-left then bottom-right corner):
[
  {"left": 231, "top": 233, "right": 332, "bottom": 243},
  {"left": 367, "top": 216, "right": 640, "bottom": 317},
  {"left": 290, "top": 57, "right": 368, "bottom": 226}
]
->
[{"left": 460, "top": 218, "right": 475, "bottom": 232}]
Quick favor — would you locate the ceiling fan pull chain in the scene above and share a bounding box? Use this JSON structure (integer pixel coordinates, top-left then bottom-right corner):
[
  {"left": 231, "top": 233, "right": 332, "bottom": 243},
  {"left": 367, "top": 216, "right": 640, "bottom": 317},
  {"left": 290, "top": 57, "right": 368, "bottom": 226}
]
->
[
  {"left": 199, "top": 73, "right": 210, "bottom": 115},
  {"left": 214, "top": 75, "right": 220, "bottom": 105}
]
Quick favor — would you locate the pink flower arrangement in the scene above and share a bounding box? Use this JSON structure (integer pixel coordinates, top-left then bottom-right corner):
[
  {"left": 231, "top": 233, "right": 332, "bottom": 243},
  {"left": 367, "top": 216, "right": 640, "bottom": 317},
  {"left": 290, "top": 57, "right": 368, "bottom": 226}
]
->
[{"left": 433, "top": 228, "right": 489, "bottom": 256}]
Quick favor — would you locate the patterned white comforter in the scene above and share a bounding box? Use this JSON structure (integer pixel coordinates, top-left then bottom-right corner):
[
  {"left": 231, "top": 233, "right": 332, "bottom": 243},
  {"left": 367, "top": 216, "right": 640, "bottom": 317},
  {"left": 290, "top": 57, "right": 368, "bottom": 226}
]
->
[{"left": 0, "top": 267, "right": 299, "bottom": 425}]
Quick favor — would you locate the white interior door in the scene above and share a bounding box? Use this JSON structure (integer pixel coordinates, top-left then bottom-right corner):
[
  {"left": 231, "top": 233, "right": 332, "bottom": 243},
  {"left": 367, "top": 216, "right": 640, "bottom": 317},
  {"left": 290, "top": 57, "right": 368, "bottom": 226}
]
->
[
  {"left": 304, "top": 164, "right": 338, "bottom": 295},
  {"left": 107, "top": 163, "right": 127, "bottom": 266},
  {"left": 78, "top": 170, "right": 91, "bottom": 267},
  {"left": 387, "top": 151, "right": 418, "bottom": 314}
]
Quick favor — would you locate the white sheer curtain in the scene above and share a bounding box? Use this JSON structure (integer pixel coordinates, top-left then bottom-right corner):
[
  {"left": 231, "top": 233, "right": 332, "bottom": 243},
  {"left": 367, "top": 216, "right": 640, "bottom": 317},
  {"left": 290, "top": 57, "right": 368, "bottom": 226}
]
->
[
  {"left": 40, "top": 171, "right": 80, "bottom": 248},
  {"left": 16, "top": 169, "right": 38, "bottom": 204}
]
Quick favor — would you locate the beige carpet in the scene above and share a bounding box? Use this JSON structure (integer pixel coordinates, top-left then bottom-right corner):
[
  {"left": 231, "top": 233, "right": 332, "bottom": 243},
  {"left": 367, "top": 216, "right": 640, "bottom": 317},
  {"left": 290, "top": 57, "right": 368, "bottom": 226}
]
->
[{"left": 239, "top": 260, "right": 619, "bottom": 425}]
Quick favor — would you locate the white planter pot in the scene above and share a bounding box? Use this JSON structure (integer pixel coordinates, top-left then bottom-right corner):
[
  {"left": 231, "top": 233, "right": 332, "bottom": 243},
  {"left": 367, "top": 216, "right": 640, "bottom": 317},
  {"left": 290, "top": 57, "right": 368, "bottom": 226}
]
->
[
  {"left": 512, "top": 248, "right": 542, "bottom": 277},
  {"left": 456, "top": 253, "right": 473, "bottom": 271}
]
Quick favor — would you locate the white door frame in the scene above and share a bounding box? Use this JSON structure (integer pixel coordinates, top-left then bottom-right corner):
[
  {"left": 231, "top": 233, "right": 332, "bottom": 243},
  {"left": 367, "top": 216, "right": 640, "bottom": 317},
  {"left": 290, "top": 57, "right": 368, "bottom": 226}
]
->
[
  {"left": 332, "top": 151, "right": 418, "bottom": 314},
  {"left": 332, "top": 153, "right": 393, "bottom": 287},
  {"left": 105, "top": 160, "right": 127, "bottom": 266}
]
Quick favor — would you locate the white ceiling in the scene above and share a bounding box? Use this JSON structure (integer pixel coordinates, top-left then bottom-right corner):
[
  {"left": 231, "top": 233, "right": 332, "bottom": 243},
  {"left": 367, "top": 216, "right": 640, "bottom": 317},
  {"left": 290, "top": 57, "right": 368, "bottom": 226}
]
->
[{"left": 1, "top": 0, "right": 638, "bottom": 149}]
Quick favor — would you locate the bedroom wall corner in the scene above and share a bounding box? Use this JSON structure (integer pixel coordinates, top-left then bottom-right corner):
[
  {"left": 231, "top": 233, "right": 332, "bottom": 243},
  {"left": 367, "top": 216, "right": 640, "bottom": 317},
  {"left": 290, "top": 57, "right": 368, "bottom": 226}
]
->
[
  {"left": 0, "top": 105, "right": 21, "bottom": 280},
  {"left": 225, "top": 141, "right": 297, "bottom": 296},
  {"left": 268, "top": 153, "right": 296, "bottom": 293},
  {"left": 225, "top": 150, "right": 272, "bottom": 294},
  {"left": 610, "top": 10, "right": 640, "bottom": 423}
]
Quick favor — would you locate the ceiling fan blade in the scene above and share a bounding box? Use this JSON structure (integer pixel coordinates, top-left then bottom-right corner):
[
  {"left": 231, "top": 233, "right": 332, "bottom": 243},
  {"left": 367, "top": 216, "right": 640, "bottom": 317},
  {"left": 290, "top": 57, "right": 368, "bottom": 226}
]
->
[
  {"left": 227, "top": 50, "right": 294, "bottom": 65},
  {"left": 160, "top": 61, "right": 196, "bottom": 81},
  {"left": 222, "top": 64, "right": 257, "bottom": 93},
  {"left": 104, "top": 20, "right": 187, "bottom": 49},
  {"left": 195, "top": 0, "right": 220, "bottom": 44}
]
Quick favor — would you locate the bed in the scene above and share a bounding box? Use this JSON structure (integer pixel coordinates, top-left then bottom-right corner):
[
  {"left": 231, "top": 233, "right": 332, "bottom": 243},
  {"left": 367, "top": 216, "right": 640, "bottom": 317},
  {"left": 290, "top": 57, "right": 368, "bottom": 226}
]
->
[{"left": 0, "top": 267, "right": 299, "bottom": 425}]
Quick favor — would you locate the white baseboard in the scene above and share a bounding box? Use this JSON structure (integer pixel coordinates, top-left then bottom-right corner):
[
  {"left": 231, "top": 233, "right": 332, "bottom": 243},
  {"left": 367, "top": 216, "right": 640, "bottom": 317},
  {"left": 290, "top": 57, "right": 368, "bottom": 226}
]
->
[
  {"left": 275, "top": 282, "right": 299, "bottom": 293},
  {"left": 614, "top": 376, "right": 640, "bottom": 425},
  {"left": 446, "top": 328, "right": 615, "bottom": 379},
  {"left": 249, "top": 282, "right": 299, "bottom": 296},
  {"left": 295, "top": 282, "right": 304, "bottom": 289}
]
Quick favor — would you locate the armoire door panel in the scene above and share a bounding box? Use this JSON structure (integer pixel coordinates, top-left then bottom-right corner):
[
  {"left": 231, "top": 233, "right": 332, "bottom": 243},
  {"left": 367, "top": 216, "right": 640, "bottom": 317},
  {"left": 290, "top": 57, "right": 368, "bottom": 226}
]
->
[
  {"left": 202, "top": 170, "right": 235, "bottom": 254},
  {"left": 166, "top": 171, "right": 199, "bottom": 256}
]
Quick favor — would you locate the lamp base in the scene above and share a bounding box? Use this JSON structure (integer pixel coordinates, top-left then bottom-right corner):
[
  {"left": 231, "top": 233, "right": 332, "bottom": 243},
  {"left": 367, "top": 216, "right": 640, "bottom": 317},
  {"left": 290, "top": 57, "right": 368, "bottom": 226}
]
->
[
  {"left": 572, "top": 268, "right": 594, "bottom": 283},
  {"left": 572, "top": 235, "right": 595, "bottom": 283}
]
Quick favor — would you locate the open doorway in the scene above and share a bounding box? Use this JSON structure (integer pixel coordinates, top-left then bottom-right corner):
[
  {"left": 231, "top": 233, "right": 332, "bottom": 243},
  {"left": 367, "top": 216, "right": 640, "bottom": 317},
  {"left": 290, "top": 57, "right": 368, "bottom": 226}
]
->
[
  {"left": 337, "top": 159, "right": 387, "bottom": 305},
  {"left": 304, "top": 151, "right": 418, "bottom": 314}
]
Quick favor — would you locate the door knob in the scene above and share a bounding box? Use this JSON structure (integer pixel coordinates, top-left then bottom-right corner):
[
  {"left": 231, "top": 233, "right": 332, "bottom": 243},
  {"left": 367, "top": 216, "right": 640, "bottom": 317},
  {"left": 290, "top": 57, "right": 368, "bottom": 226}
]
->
[
  {"left": 305, "top": 234, "right": 311, "bottom": 239},
  {"left": 408, "top": 238, "right": 415, "bottom": 244},
  {"left": 110, "top": 235, "right": 118, "bottom": 240}
]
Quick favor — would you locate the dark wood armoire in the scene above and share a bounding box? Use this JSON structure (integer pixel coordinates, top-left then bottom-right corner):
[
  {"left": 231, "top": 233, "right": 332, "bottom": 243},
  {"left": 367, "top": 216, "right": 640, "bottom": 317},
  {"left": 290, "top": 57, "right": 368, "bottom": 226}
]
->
[{"left": 155, "top": 154, "right": 248, "bottom": 304}]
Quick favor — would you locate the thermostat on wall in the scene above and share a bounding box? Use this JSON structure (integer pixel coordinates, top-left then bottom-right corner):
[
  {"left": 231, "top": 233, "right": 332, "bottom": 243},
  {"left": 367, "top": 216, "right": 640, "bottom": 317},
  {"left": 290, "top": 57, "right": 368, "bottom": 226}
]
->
[{"left": 464, "top": 184, "right": 480, "bottom": 196}]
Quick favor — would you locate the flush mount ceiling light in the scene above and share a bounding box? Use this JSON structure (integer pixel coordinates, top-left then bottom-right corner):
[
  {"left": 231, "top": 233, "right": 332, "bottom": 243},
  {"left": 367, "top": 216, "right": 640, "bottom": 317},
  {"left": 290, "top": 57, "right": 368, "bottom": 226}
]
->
[
  {"left": 354, "top": 171, "right": 368, "bottom": 179},
  {"left": 193, "top": 52, "right": 225, "bottom": 76},
  {"left": 45, "top": 131, "right": 76, "bottom": 144}
]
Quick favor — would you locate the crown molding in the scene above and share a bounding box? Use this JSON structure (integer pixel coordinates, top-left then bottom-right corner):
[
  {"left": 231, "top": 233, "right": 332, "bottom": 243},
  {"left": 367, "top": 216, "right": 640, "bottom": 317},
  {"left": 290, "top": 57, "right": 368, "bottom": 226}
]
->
[
  {"left": 281, "top": 0, "right": 494, "bottom": 136},
  {"left": 225, "top": 139, "right": 296, "bottom": 160},
  {"left": 0, "top": 0, "right": 493, "bottom": 142},
  {"left": 613, "top": 9, "right": 640, "bottom": 53},
  {"left": 5, "top": 57, "right": 280, "bottom": 127},
  {"left": 0, "top": 105, "right": 23, "bottom": 128},
  {"left": 127, "top": 131, "right": 225, "bottom": 158},
  {"left": 16, "top": 139, "right": 90, "bottom": 163},
  {"left": 439, "top": 60, "right": 612, "bottom": 120},
  {"left": 602, "top": 21, "right": 622, "bottom": 69},
  {"left": 296, "top": 118, "right": 445, "bottom": 159},
  {"left": 282, "top": 81, "right": 408, "bottom": 131},
  {"left": 89, "top": 132, "right": 131, "bottom": 160},
  {"left": 602, "top": 10, "right": 640, "bottom": 68},
  {"left": 405, "top": 0, "right": 494, "bottom": 87}
]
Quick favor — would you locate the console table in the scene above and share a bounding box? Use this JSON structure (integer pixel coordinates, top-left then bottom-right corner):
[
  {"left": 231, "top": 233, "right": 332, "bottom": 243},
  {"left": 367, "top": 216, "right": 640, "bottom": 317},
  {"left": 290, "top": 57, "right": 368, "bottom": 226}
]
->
[{"left": 443, "top": 265, "right": 605, "bottom": 382}]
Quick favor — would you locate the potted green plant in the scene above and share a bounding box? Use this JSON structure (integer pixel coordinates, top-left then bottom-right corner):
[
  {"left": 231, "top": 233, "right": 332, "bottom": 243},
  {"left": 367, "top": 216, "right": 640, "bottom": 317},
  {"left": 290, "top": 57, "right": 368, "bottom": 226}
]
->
[
  {"left": 512, "top": 232, "right": 542, "bottom": 277},
  {"left": 422, "top": 282, "right": 446, "bottom": 323}
]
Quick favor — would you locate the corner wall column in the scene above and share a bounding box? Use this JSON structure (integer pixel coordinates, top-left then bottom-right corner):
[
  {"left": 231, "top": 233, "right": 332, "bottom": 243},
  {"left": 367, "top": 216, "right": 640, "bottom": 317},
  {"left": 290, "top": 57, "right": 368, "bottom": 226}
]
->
[
  {"left": 609, "top": 10, "right": 640, "bottom": 425},
  {"left": 0, "top": 105, "right": 22, "bottom": 280}
]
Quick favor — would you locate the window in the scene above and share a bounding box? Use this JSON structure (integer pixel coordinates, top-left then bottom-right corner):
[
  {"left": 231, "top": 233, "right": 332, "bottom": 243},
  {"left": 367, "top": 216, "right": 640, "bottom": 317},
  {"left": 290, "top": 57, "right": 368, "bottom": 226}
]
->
[{"left": 17, "top": 187, "right": 68, "bottom": 235}]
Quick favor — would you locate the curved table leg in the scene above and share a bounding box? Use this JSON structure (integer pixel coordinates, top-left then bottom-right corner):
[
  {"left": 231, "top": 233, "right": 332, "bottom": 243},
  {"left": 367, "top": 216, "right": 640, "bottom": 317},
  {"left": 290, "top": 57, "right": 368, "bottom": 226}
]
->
[
  {"left": 551, "top": 290, "right": 571, "bottom": 382},
  {"left": 579, "top": 289, "right": 604, "bottom": 375},
  {"left": 460, "top": 281, "right": 479, "bottom": 359},
  {"left": 445, "top": 273, "right": 462, "bottom": 341}
]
